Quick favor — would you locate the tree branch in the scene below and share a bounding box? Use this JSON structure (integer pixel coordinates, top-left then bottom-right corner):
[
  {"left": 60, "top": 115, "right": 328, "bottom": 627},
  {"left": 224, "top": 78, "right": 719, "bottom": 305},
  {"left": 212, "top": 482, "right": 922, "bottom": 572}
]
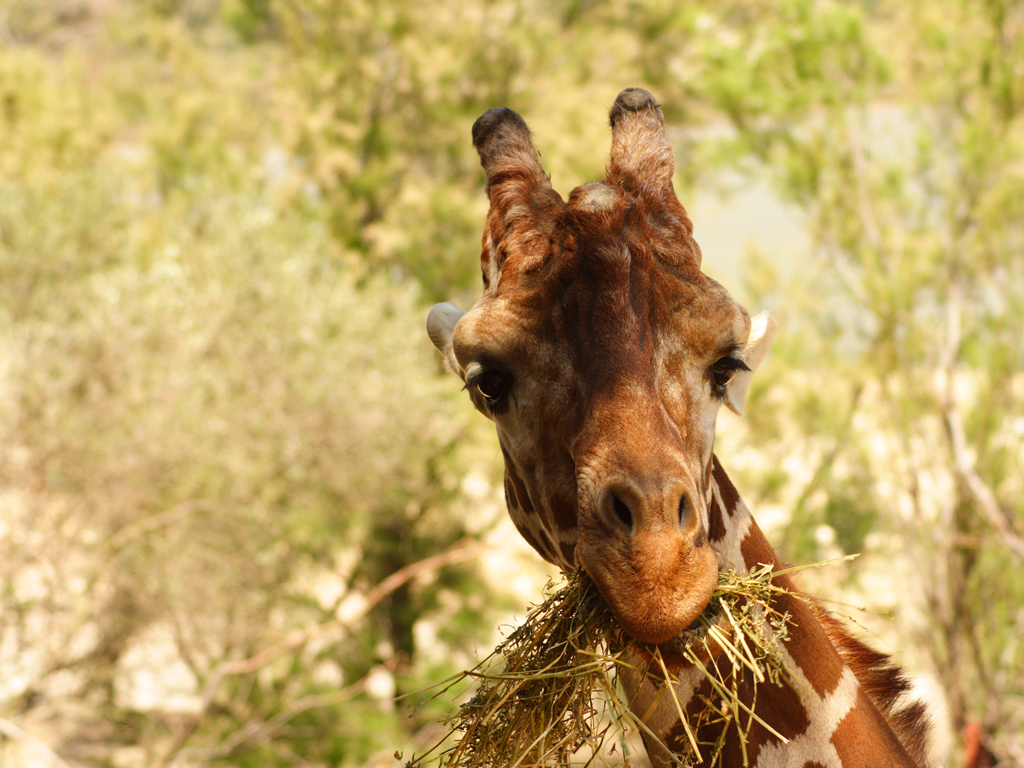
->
[
  {"left": 0, "top": 716, "right": 80, "bottom": 768},
  {"left": 154, "top": 537, "right": 481, "bottom": 767},
  {"left": 204, "top": 662, "right": 397, "bottom": 760},
  {"left": 943, "top": 403, "right": 1024, "bottom": 563},
  {"left": 940, "top": 279, "right": 1024, "bottom": 563}
]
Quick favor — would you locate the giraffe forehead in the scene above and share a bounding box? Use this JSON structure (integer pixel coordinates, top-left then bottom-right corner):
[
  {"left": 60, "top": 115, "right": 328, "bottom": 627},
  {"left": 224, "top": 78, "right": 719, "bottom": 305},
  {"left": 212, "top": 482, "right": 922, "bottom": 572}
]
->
[
  {"left": 466, "top": 253, "right": 747, "bottom": 370},
  {"left": 551, "top": 252, "right": 747, "bottom": 360},
  {"left": 491, "top": 173, "right": 701, "bottom": 287},
  {"left": 453, "top": 290, "right": 740, "bottom": 455}
]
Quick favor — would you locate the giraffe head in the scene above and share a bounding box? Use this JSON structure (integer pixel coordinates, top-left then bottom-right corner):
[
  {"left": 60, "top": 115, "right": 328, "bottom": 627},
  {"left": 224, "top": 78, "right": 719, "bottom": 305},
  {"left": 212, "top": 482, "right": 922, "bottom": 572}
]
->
[{"left": 428, "top": 89, "right": 776, "bottom": 644}]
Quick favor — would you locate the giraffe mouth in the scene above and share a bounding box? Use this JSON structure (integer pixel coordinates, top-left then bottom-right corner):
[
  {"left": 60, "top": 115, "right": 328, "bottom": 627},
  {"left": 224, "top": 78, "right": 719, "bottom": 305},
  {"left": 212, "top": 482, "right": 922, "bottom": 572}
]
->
[
  {"left": 629, "top": 591, "right": 731, "bottom": 673},
  {"left": 577, "top": 516, "right": 720, "bottom": 645},
  {"left": 662, "top": 597, "right": 724, "bottom": 647}
]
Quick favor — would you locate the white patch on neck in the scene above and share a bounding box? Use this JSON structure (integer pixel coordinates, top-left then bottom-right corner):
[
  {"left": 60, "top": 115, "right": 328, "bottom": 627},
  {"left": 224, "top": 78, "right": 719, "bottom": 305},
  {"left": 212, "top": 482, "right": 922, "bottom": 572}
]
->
[
  {"left": 710, "top": 478, "right": 754, "bottom": 575},
  {"left": 753, "top": 647, "right": 861, "bottom": 768}
]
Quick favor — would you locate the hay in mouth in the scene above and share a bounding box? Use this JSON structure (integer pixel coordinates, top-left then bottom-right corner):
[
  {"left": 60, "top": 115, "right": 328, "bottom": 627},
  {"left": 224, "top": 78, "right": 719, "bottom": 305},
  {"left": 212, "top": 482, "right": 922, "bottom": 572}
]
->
[{"left": 402, "top": 561, "right": 844, "bottom": 768}]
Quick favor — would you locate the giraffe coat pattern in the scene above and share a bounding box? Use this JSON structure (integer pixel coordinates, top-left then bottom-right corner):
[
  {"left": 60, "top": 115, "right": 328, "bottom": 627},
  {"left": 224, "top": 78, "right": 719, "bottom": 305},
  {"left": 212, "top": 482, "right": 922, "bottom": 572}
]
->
[{"left": 427, "top": 88, "right": 929, "bottom": 767}]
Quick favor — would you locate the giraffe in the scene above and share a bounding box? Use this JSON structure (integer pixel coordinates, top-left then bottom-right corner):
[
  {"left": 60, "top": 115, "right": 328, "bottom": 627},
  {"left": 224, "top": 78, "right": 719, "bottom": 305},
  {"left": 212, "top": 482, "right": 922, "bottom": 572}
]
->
[{"left": 427, "top": 88, "right": 930, "bottom": 767}]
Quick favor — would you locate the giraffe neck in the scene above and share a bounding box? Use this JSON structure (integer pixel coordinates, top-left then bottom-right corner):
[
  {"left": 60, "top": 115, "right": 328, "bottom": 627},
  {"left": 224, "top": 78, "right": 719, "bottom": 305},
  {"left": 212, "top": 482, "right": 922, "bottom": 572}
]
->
[{"left": 623, "top": 457, "right": 928, "bottom": 768}]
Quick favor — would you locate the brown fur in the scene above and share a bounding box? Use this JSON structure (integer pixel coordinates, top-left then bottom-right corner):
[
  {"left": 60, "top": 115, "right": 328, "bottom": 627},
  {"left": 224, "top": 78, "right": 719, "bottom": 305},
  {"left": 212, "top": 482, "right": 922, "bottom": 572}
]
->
[
  {"left": 461, "top": 90, "right": 746, "bottom": 643},
  {"left": 430, "top": 88, "right": 931, "bottom": 767},
  {"left": 816, "top": 606, "right": 931, "bottom": 765}
]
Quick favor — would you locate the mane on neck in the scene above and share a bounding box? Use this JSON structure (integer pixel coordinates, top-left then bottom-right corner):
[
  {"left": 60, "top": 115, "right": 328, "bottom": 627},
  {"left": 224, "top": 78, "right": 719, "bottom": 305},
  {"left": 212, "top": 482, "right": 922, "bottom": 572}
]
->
[{"left": 814, "top": 605, "right": 931, "bottom": 765}]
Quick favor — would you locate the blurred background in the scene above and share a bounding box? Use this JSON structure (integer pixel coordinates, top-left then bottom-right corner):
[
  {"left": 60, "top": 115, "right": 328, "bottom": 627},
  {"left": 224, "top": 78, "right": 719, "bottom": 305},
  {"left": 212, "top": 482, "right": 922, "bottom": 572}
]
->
[{"left": 0, "top": 0, "right": 1021, "bottom": 766}]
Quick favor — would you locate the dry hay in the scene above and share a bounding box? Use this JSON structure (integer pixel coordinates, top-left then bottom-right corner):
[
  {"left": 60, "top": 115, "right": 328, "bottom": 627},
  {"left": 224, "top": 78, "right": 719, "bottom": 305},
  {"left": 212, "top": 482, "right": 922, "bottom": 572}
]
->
[{"left": 404, "top": 561, "right": 849, "bottom": 768}]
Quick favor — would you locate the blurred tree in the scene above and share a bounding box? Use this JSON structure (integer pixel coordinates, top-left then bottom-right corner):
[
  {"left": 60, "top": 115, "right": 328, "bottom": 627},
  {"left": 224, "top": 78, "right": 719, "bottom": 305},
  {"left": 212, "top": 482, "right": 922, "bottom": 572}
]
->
[{"left": 0, "top": 3, "right": 503, "bottom": 766}]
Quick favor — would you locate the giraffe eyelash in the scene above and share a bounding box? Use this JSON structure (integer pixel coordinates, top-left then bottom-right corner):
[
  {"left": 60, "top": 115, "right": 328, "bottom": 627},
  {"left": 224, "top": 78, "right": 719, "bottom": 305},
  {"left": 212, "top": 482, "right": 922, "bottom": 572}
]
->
[
  {"left": 465, "top": 368, "right": 514, "bottom": 411},
  {"left": 709, "top": 353, "right": 750, "bottom": 398},
  {"left": 711, "top": 356, "right": 750, "bottom": 373}
]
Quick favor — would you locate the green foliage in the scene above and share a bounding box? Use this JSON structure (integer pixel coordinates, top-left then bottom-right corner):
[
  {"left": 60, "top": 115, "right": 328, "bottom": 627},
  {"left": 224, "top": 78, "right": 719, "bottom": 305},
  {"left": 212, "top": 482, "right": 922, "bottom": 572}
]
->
[
  {"left": 1, "top": 0, "right": 1022, "bottom": 765},
  {"left": 0, "top": 5, "right": 503, "bottom": 764}
]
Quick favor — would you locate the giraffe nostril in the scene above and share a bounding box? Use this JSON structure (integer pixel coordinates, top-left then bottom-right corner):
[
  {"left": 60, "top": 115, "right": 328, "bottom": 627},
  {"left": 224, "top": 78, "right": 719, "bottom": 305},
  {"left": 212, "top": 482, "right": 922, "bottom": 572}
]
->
[
  {"left": 612, "top": 494, "right": 633, "bottom": 531},
  {"left": 677, "top": 494, "right": 688, "bottom": 527}
]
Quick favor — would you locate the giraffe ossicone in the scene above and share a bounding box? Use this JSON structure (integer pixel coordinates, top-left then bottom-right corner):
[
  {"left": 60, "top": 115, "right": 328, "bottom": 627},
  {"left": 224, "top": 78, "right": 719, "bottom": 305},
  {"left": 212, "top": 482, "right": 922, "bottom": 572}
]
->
[{"left": 428, "top": 88, "right": 929, "bottom": 767}]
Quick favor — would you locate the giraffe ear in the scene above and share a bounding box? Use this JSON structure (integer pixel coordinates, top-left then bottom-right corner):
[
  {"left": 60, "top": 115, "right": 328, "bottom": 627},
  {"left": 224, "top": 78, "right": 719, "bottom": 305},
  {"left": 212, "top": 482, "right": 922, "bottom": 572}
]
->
[
  {"left": 427, "top": 302, "right": 467, "bottom": 378},
  {"left": 725, "top": 311, "right": 777, "bottom": 416}
]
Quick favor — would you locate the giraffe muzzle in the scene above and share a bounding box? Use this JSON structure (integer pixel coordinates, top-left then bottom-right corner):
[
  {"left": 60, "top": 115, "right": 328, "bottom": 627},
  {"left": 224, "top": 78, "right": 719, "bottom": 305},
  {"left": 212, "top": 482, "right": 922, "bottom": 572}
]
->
[{"left": 577, "top": 479, "right": 720, "bottom": 645}]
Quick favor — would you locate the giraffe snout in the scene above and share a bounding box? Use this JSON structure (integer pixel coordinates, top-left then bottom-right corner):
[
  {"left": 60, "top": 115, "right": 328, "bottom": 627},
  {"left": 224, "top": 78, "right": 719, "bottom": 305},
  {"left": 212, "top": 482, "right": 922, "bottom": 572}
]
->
[
  {"left": 579, "top": 474, "right": 719, "bottom": 645},
  {"left": 595, "top": 478, "right": 694, "bottom": 538}
]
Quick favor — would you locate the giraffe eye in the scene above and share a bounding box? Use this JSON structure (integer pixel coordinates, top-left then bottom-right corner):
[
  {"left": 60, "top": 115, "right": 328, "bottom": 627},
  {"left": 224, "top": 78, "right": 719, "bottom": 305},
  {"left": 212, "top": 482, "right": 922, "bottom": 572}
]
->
[
  {"left": 472, "top": 369, "right": 512, "bottom": 408},
  {"left": 711, "top": 365, "right": 733, "bottom": 394},
  {"left": 709, "top": 356, "right": 749, "bottom": 398}
]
